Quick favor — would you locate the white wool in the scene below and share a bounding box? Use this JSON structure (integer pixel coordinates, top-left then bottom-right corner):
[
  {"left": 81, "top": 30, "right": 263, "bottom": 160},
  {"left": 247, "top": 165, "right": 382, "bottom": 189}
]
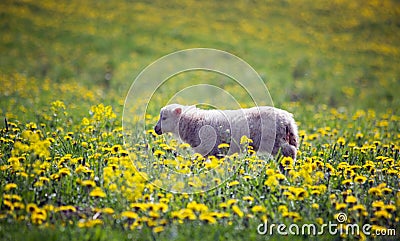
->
[{"left": 154, "top": 104, "right": 299, "bottom": 160}]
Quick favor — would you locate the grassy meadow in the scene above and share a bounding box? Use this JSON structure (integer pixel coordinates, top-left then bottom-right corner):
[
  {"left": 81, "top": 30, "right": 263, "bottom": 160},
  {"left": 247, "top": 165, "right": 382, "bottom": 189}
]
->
[{"left": 0, "top": 0, "right": 399, "bottom": 240}]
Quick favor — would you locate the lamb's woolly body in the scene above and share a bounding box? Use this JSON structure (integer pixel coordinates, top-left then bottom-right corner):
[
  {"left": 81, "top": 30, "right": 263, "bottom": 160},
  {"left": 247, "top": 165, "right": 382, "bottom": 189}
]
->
[{"left": 154, "top": 104, "right": 298, "bottom": 159}]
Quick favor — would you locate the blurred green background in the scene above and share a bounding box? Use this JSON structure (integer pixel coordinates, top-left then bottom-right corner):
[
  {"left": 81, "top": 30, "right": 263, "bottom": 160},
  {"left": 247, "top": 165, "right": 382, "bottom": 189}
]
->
[{"left": 1, "top": 0, "right": 399, "bottom": 118}]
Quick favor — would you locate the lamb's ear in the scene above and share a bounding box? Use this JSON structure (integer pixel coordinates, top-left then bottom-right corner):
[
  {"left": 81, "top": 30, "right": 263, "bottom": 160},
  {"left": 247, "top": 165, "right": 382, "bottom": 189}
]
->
[{"left": 173, "top": 107, "right": 182, "bottom": 116}]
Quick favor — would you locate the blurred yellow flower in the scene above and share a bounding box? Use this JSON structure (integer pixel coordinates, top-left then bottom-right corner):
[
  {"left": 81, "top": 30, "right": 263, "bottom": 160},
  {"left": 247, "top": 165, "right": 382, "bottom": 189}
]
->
[
  {"left": 312, "top": 203, "right": 319, "bottom": 209},
  {"left": 218, "top": 143, "right": 230, "bottom": 149},
  {"left": 228, "top": 180, "right": 240, "bottom": 187},
  {"left": 187, "top": 201, "right": 208, "bottom": 213},
  {"left": 251, "top": 205, "right": 266, "bottom": 213},
  {"left": 80, "top": 180, "right": 96, "bottom": 187},
  {"left": 368, "top": 187, "right": 382, "bottom": 196},
  {"left": 354, "top": 175, "right": 367, "bottom": 184},
  {"left": 55, "top": 205, "right": 76, "bottom": 213},
  {"left": 337, "top": 137, "right": 346, "bottom": 146},
  {"left": 374, "top": 210, "right": 392, "bottom": 219},
  {"left": 153, "top": 226, "right": 165, "bottom": 233},
  {"left": 102, "top": 207, "right": 115, "bottom": 215},
  {"left": 281, "top": 156, "right": 294, "bottom": 167},
  {"left": 89, "top": 187, "right": 106, "bottom": 198},
  {"left": 26, "top": 203, "right": 38, "bottom": 213},
  {"left": 345, "top": 195, "right": 357, "bottom": 204},
  {"left": 121, "top": 211, "right": 138, "bottom": 219},
  {"left": 335, "top": 203, "right": 347, "bottom": 211},
  {"left": 4, "top": 183, "right": 17, "bottom": 191},
  {"left": 232, "top": 205, "right": 244, "bottom": 218},
  {"left": 199, "top": 213, "right": 217, "bottom": 224}
]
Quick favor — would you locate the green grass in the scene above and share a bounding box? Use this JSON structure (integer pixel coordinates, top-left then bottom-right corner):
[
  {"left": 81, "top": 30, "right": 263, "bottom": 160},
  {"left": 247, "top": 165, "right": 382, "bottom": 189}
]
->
[
  {"left": 0, "top": 0, "right": 399, "bottom": 240},
  {"left": 1, "top": 0, "right": 399, "bottom": 112},
  {"left": 0, "top": 221, "right": 327, "bottom": 241}
]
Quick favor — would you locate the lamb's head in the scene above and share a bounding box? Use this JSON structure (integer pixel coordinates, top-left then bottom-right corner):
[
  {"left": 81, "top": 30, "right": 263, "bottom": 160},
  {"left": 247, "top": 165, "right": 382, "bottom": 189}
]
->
[{"left": 154, "top": 104, "right": 183, "bottom": 135}]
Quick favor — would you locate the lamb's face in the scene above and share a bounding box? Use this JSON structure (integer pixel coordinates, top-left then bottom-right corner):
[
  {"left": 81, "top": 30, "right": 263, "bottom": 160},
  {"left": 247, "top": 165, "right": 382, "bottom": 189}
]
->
[{"left": 154, "top": 105, "right": 182, "bottom": 135}]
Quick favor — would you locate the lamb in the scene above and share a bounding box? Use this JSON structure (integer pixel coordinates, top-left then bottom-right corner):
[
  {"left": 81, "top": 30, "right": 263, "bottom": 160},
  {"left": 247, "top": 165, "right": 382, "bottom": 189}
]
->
[{"left": 154, "top": 104, "right": 299, "bottom": 160}]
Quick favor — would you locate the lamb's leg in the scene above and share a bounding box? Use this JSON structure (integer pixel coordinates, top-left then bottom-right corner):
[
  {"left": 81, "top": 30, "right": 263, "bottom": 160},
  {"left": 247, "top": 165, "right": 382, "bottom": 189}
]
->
[{"left": 194, "top": 125, "right": 217, "bottom": 156}]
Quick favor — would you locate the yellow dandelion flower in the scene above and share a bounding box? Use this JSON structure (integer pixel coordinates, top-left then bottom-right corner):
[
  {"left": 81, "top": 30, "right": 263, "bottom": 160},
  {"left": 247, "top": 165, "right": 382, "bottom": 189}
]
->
[
  {"left": 351, "top": 204, "right": 366, "bottom": 212},
  {"left": 232, "top": 205, "right": 244, "bottom": 218},
  {"left": 179, "top": 143, "right": 191, "bottom": 149},
  {"left": 153, "top": 150, "right": 165, "bottom": 157},
  {"left": 153, "top": 203, "right": 168, "bottom": 213},
  {"left": 130, "top": 203, "right": 148, "bottom": 211},
  {"left": 171, "top": 209, "right": 196, "bottom": 220},
  {"left": 282, "top": 211, "right": 301, "bottom": 221},
  {"left": 102, "top": 207, "right": 115, "bottom": 215},
  {"left": 58, "top": 168, "right": 71, "bottom": 176},
  {"left": 111, "top": 145, "right": 122, "bottom": 154},
  {"left": 240, "top": 135, "right": 253, "bottom": 144},
  {"left": 278, "top": 205, "right": 288, "bottom": 213},
  {"left": 247, "top": 148, "right": 255, "bottom": 155},
  {"left": 227, "top": 199, "right": 237, "bottom": 206},
  {"left": 146, "top": 129, "right": 156, "bottom": 136},
  {"left": 80, "top": 180, "right": 96, "bottom": 187},
  {"left": 187, "top": 201, "right": 208, "bottom": 213},
  {"left": 11, "top": 194, "right": 22, "bottom": 202},
  {"left": 218, "top": 143, "right": 230, "bottom": 149},
  {"left": 243, "top": 196, "right": 254, "bottom": 202},
  {"left": 13, "top": 202, "right": 25, "bottom": 210},
  {"left": 89, "top": 187, "right": 106, "bottom": 198},
  {"left": 335, "top": 203, "right": 347, "bottom": 211},
  {"left": 219, "top": 202, "right": 228, "bottom": 209},
  {"left": 149, "top": 211, "right": 160, "bottom": 219},
  {"left": 381, "top": 187, "right": 392, "bottom": 195},
  {"left": 356, "top": 133, "right": 364, "bottom": 139},
  {"left": 81, "top": 117, "right": 90, "bottom": 126},
  {"left": 3, "top": 200, "right": 14, "bottom": 211},
  {"left": 121, "top": 211, "right": 138, "bottom": 219},
  {"left": 153, "top": 226, "right": 165, "bottom": 233},
  {"left": 383, "top": 204, "right": 396, "bottom": 212},
  {"left": 368, "top": 187, "right": 382, "bottom": 196},
  {"left": 337, "top": 137, "right": 346, "bottom": 146},
  {"left": 26, "top": 203, "right": 38, "bottom": 213},
  {"left": 31, "top": 210, "right": 47, "bottom": 224},
  {"left": 228, "top": 180, "right": 240, "bottom": 187},
  {"left": 316, "top": 218, "right": 324, "bottom": 225},
  {"left": 372, "top": 201, "right": 385, "bottom": 210},
  {"left": 374, "top": 210, "right": 392, "bottom": 219},
  {"left": 199, "top": 213, "right": 217, "bottom": 224},
  {"left": 354, "top": 175, "right": 367, "bottom": 184},
  {"left": 55, "top": 205, "right": 76, "bottom": 213},
  {"left": 2, "top": 194, "right": 11, "bottom": 201},
  {"left": 79, "top": 219, "right": 103, "bottom": 228},
  {"left": 325, "top": 163, "right": 335, "bottom": 173},
  {"left": 251, "top": 205, "right": 266, "bottom": 213},
  {"left": 264, "top": 176, "right": 278, "bottom": 188},
  {"left": 159, "top": 143, "right": 173, "bottom": 151},
  {"left": 4, "top": 183, "right": 17, "bottom": 191},
  {"left": 289, "top": 187, "right": 308, "bottom": 201},
  {"left": 312, "top": 203, "right": 319, "bottom": 209},
  {"left": 345, "top": 195, "right": 358, "bottom": 204},
  {"left": 283, "top": 191, "right": 295, "bottom": 200},
  {"left": 281, "top": 156, "right": 294, "bottom": 167},
  {"left": 311, "top": 190, "right": 321, "bottom": 195},
  {"left": 265, "top": 169, "right": 275, "bottom": 176}
]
